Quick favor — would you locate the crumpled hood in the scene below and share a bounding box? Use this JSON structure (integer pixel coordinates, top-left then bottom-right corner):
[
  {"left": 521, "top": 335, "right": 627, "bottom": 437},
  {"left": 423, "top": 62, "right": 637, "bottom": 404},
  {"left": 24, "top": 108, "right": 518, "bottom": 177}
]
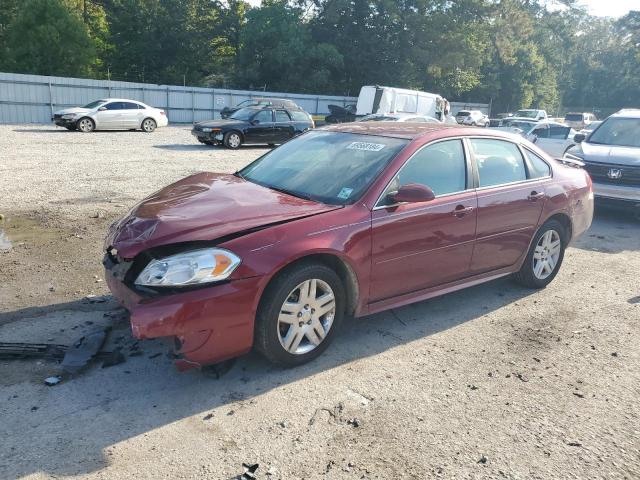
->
[
  {"left": 54, "top": 107, "right": 91, "bottom": 116},
  {"left": 579, "top": 141, "right": 640, "bottom": 166},
  {"left": 195, "top": 119, "right": 247, "bottom": 128},
  {"left": 106, "top": 172, "right": 341, "bottom": 259}
]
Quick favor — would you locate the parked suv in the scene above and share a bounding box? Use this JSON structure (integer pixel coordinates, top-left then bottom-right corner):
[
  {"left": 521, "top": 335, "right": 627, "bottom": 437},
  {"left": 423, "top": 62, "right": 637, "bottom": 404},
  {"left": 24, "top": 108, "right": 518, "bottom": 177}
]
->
[
  {"left": 514, "top": 109, "right": 548, "bottom": 121},
  {"left": 565, "top": 109, "right": 640, "bottom": 211},
  {"left": 564, "top": 112, "right": 597, "bottom": 130},
  {"left": 192, "top": 106, "right": 314, "bottom": 148}
]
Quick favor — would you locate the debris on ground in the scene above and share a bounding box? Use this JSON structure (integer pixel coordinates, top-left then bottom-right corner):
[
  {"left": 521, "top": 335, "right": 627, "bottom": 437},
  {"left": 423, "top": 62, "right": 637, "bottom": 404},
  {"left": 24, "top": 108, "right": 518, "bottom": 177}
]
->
[
  {"left": 44, "top": 375, "right": 62, "bottom": 386},
  {"left": 238, "top": 463, "right": 259, "bottom": 480},
  {"left": 478, "top": 455, "right": 488, "bottom": 464},
  {"left": 101, "top": 349, "right": 126, "bottom": 368},
  {"left": 203, "top": 413, "right": 214, "bottom": 421},
  {"left": 61, "top": 327, "right": 109, "bottom": 374},
  {"left": 0, "top": 342, "right": 67, "bottom": 360}
]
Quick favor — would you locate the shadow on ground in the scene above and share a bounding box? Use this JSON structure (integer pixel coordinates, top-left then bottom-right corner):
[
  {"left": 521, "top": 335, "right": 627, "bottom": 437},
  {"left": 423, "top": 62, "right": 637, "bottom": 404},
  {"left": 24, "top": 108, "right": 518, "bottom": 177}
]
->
[
  {"left": 573, "top": 206, "right": 640, "bottom": 254},
  {"left": 0, "top": 277, "right": 532, "bottom": 478}
]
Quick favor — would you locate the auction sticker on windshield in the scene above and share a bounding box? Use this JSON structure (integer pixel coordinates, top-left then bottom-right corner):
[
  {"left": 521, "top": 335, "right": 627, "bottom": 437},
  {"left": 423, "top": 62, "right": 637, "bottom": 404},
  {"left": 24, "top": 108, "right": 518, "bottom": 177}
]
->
[
  {"left": 346, "top": 142, "right": 386, "bottom": 152},
  {"left": 337, "top": 187, "right": 354, "bottom": 200}
]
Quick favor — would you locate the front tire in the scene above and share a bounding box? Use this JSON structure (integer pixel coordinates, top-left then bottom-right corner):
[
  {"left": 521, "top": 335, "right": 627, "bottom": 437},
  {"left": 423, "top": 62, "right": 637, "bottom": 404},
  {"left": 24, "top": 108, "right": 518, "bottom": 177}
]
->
[
  {"left": 223, "top": 131, "right": 242, "bottom": 149},
  {"left": 77, "top": 117, "right": 95, "bottom": 133},
  {"left": 141, "top": 118, "right": 157, "bottom": 132},
  {"left": 255, "top": 263, "right": 345, "bottom": 366},
  {"left": 513, "top": 220, "right": 566, "bottom": 288}
]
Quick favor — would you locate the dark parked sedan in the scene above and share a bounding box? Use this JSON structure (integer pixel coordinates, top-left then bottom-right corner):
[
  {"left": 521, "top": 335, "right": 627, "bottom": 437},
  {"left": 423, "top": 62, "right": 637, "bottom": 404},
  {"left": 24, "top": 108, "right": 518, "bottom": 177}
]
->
[
  {"left": 192, "top": 106, "right": 314, "bottom": 148},
  {"left": 104, "top": 123, "right": 593, "bottom": 371}
]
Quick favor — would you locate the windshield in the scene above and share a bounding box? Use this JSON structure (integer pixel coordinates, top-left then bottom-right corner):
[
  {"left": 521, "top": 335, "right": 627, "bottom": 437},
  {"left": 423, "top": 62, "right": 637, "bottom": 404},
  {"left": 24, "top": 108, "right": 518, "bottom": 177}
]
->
[
  {"left": 588, "top": 117, "right": 640, "bottom": 147},
  {"left": 82, "top": 100, "right": 106, "bottom": 109},
  {"left": 239, "top": 131, "right": 408, "bottom": 205},
  {"left": 515, "top": 110, "right": 538, "bottom": 118},
  {"left": 456, "top": 111, "right": 470, "bottom": 116},
  {"left": 235, "top": 100, "right": 255, "bottom": 107},
  {"left": 229, "top": 108, "right": 257, "bottom": 121}
]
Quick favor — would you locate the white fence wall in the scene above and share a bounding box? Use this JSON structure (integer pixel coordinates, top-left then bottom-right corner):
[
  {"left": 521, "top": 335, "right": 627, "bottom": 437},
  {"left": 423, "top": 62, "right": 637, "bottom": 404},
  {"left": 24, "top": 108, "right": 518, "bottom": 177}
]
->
[
  {"left": 0, "top": 72, "right": 358, "bottom": 124},
  {"left": 0, "top": 72, "right": 489, "bottom": 124}
]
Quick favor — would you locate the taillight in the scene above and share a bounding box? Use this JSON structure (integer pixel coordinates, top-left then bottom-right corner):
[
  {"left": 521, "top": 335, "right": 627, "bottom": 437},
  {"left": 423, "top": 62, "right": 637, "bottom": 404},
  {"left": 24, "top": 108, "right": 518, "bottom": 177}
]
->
[{"left": 160, "top": 110, "right": 166, "bottom": 116}]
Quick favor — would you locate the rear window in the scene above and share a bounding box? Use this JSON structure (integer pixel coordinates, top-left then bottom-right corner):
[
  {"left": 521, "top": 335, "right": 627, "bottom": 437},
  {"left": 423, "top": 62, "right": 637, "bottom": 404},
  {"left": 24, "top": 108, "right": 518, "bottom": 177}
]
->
[
  {"left": 456, "top": 111, "right": 470, "bottom": 117},
  {"left": 565, "top": 114, "right": 583, "bottom": 121}
]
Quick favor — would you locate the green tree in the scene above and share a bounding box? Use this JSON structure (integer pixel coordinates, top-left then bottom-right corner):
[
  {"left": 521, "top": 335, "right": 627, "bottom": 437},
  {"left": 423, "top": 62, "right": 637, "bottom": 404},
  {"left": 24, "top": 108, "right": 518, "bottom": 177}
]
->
[
  {"left": 1, "top": 0, "right": 96, "bottom": 77},
  {"left": 235, "top": 0, "right": 343, "bottom": 92}
]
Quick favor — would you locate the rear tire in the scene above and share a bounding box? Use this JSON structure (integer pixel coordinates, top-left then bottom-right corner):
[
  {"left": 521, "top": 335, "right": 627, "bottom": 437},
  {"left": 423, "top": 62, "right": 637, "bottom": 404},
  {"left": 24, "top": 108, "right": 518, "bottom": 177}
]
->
[
  {"left": 513, "top": 220, "right": 566, "bottom": 289},
  {"left": 77, "top": 117, "right": 95, "bottom": 133},
  {"left": 141, "top": 118, "right": 157, "bottom": 133},
  {"left": 255, "top": 263, "right": 345, "bottom": 367},
  {"left": 223, "top": 131, "right": 242, "bottom": 149}
]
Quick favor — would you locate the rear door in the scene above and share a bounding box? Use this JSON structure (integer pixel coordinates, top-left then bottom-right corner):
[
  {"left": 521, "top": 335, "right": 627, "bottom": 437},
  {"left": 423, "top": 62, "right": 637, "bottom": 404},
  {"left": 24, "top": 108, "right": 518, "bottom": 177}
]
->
[
  {"left": 273, "top": 109, "right": 295, "bottom": 142},
  {"left": 370, "top": 139, "right": 477, "bottom": 302},
  {"left": 533, "top": 125, "right": 572, "bottom": 157},
  {"left": 468, "top": 138, "right": 548, "bottom": 274},
  {"left": 120, "top": 102, "right": 144, "bottom": 128}
]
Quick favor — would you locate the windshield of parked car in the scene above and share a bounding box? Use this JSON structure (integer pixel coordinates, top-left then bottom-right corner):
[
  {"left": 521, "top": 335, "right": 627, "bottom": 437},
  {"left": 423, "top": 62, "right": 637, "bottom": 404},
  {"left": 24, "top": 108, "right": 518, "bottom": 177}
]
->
[
  {"left": 238, "top": 131, "right": 408, "bottom": 205},
  {"left": 588, "top": 117, "right": 640, "bottom": 147},
  {"left": 515, "top": 110, "right": 538, "bottom": 118},
  {"left": 229, "top": 108, "right": 258, "bottom": 121},
  {"left": 82, "top": 100, "right": 106, "bottom": 109},
  {"left": 564, "top": 113, "right": 583, "bottom": 121}
]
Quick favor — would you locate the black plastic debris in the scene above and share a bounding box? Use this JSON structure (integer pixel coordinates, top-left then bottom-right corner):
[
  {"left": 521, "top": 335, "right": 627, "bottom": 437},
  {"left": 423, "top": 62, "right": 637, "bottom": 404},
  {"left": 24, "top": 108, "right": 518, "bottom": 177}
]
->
[
  {"left": 478, "top": 455, "right": 488, "bottom": 464},
  {"left": 101, "top": 349, "right": 126, "bottom": 368},
  {"left": 61, "top": 327, "right": 109, "bottom": 374},
  {"left": 239, "top": 463, "right": 259, "bottom": 480},
  {"left": 0, "top": 343, "right": 67, "bottom": 360},
  {"left": 202, "top": 358, "right": 236, "bottom": 379}
]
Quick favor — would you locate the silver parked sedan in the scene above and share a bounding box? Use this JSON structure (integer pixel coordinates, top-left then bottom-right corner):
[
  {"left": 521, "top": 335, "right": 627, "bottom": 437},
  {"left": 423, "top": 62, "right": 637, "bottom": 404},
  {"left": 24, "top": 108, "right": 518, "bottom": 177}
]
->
[{"left": 52, "top": 98, "right": 169, "bottom": 132}]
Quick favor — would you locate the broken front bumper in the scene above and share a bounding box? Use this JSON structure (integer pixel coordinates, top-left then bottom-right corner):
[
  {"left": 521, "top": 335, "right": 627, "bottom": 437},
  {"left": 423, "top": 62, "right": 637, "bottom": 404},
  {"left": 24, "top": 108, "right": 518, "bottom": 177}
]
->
[{"left": 104, "top": 263, "right": 262, "bottom": 370}]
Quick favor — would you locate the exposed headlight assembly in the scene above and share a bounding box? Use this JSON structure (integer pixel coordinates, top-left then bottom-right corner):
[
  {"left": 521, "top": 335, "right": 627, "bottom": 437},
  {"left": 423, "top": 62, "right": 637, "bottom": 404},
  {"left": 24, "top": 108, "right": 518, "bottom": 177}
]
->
[
  {"left": 62, "top": 114, "right": 78, "bottom": 119},
  {"left": 135, "top": 248, "right": 241, "bottom": 287}
]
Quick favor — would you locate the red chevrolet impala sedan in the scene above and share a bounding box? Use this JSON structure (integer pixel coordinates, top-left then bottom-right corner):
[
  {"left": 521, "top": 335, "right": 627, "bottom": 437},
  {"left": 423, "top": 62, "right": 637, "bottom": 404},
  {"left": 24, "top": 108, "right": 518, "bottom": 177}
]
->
[{"left": 104, "top": 123, "right": 593, "bottom": 370}]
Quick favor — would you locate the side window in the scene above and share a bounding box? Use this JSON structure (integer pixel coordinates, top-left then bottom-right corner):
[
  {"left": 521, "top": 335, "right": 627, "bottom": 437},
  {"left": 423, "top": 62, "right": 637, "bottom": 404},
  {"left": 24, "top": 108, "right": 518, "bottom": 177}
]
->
[
  {"left": 470, "top": 138, "right": 527, "bottom": 187},
  {"left": 275, "top": 110, "right": 291, "bottom": 122},
  {"left": 137, "top": 103, "right": 146, "bottom": 109},
  {"left": 532, "top": 125, "right": 549, "bottom": 138},
  {"left": 103, "top": 102, "right": 121, "bottom": 110},
  {"left": 290, "top": 111, "right": 310, "bottom": 122},
  {"left": 253, "top": 110, "right": 273, "bottom": 123},
  {"left": 379, "top": 139, "right": 467, "bottom": 205},
  {"left": 524, "top": 149, "right": 551, "bottom": 179},
  {"left": 549, "top": 126, "right": 569, "bottom": 139},
  {"left": 121, "top": 102, "right": 139, "bottom": 110}
]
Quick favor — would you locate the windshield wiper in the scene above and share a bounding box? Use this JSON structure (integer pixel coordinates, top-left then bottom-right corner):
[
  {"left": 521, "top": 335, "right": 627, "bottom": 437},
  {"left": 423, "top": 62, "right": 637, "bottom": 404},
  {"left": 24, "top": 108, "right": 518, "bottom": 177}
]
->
[
  {"left": 266, "top": 185, "right": 314, "bottom": 202},
  {"left": 234, "top": 170, "right": 246, "bottom": 180}
]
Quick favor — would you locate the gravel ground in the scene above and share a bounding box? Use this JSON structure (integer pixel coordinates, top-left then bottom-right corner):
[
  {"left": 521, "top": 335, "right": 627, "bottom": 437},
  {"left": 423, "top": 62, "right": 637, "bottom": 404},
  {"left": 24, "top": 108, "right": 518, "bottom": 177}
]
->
[{"left": 0, "top": 124, "right": 639, "bottom": 479}]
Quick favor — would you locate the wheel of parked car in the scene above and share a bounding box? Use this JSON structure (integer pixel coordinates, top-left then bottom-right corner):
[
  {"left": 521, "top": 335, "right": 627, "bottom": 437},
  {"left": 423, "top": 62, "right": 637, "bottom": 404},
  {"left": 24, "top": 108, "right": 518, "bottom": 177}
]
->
[
  {"left": 76, "top": 117, "right": 95, "bottom": 133},
  {"left": 224, "top": 131, "right": 242, "bottom": 149},
  {"left": 513, "top": 219, "right": 566, "bottom": 288},
  {"left": 255, "top": 262, "right": 345, "bottom": 366},
  {"left": 141, "top": 118, "right": 157, "bottom": 133}
]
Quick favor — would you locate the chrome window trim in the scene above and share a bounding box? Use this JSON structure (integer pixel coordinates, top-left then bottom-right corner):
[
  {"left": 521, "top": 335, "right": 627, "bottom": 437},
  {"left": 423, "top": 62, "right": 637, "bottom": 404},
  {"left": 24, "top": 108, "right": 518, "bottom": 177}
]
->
[{"left": 372, "top": 136, "right": 472, "bottom": 210}]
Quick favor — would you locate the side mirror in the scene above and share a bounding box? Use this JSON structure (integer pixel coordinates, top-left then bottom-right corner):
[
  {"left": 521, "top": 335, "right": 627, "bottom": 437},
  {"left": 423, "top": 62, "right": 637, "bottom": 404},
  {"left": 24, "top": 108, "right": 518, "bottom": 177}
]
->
[
  {"left": 388, "top": 183, "right": 436, "bottom": 204},
  {"left": 573, "top": 133, "right": 586, "bottom": 143},
  {"left": 527, "top": 133, "right": 538, "bottom": 143},
  {"left": 98, "top": 106, "right": 107, "bottom": 111},
  {"left": 251, "top": 119, "right": 260, "bottom": 125}
]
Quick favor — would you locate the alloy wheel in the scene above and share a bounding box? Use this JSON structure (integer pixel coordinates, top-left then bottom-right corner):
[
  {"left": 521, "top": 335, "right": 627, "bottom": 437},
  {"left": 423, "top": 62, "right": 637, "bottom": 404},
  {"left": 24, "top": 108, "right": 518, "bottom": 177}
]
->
[
  {"left": 277, "top": 279, "right": 336, "bottom": 355},
  {"left": 533, "top": 230, "right": 561, "bottom": 280},
  {"left": 78, "top": 118, "right": 93, "bottom": 132},
  {"left": 228, "top": 133, "right": 241, "bottom": 148},
  {"left": 142, "top": 119, "right": 156, "bottom": 132}
]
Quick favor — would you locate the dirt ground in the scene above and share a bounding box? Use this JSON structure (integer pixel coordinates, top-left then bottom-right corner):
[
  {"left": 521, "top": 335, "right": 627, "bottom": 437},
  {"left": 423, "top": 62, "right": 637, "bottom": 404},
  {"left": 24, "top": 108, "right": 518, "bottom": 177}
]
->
[{"left": 0, "top": 124, "right": 639, "bottom": 480}]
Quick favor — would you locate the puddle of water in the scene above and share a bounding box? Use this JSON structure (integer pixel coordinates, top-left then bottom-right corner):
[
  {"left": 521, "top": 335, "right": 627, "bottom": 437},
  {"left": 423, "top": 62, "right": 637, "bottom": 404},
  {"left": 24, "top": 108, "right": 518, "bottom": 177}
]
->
[{"left": 0, "top": 217, "right": 63, "bottom": 251}]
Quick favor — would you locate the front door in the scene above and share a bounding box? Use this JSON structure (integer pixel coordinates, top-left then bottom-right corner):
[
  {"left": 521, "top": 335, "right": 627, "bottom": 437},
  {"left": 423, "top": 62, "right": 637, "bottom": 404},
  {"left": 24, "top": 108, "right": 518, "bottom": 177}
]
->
[
  {"left": 370, "top": 139, "right": 477, "bottom": 302},
  {"left": 245, "top": 109, "right": 275, "bottom": 144},
  {"left": 528, "top": 124, "right": 573, "bottom": 158},
  {"left": 94, "top": 101, "right": 122, "bottom": 129},
  {"left": 468, "top": 137, "right": 546, "bottom": 274}
]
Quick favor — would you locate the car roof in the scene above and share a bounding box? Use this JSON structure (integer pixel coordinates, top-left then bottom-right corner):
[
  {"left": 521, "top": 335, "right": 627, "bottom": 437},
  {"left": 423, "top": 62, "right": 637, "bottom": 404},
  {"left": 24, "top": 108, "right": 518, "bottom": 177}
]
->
[
  {"left": 99, "top": 98, "right": 144, "bottom": 103},
  {"left": 612, "top": 108, "right": 640, "bottom": 118},
  {"left": 321, "top": 121, "right": 519, "bottom": 141}
]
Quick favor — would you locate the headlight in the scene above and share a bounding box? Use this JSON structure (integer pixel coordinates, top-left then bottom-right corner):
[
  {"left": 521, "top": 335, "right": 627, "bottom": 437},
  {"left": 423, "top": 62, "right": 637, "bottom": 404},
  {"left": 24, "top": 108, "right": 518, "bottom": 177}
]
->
[
  {"left": 135, "top": 248, "right": 241, "bottom": 287},
  {"left": 201, "top": 127, "right": 220, "bottom": 133},
  {"left": 62, "top": 114, "right": 77, "bottom": 119}
]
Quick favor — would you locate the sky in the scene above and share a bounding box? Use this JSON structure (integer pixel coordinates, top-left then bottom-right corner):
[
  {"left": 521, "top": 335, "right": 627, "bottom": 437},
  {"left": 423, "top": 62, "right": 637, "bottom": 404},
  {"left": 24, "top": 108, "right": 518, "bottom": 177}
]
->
[{"left": 245, "top": 0, "right": 636, "bottom": 18}]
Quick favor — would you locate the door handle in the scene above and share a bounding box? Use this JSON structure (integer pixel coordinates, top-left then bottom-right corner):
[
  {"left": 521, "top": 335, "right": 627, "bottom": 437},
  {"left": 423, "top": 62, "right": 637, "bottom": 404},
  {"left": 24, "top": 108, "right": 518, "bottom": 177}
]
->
[
  {"left": 452, "top": 205, "right": 474, "bottom": 217},
  {"left": 528, "top": 191, "right": 545, "bottom": 201}
]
